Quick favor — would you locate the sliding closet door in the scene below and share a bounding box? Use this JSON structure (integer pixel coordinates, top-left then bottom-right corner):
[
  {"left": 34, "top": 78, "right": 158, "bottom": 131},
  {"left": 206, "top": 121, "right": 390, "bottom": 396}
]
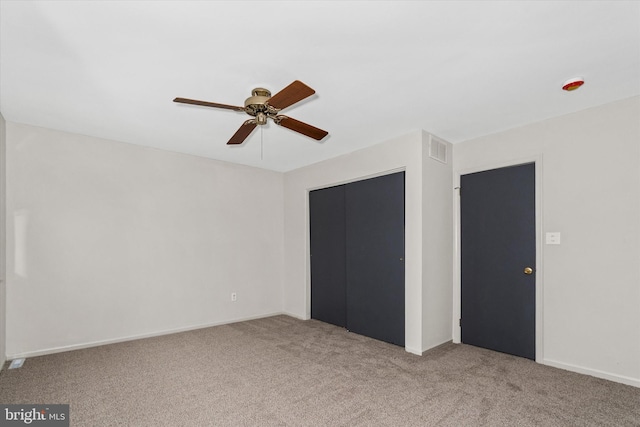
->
[
  {"left": 309, "top": 185, "right": 347, "bottom": 327},
  {"left": 345, "top": 172, "right": 405, "bottom": 346}
]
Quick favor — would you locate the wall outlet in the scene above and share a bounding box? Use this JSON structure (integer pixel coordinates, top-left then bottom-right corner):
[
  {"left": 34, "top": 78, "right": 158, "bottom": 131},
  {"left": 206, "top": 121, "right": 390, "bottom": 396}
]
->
[{"left": 231, "top": 292, "right": 237, "bottom": 302}]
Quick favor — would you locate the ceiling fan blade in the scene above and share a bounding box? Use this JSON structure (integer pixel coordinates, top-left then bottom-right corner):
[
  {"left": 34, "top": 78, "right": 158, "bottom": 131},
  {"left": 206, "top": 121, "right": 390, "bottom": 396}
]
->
[
  {"left": 174, "top": 97, "right": 245, "bottom": 112},
  {"left": 267, "top": 80, "right": 316, "bottom": 110},
  {"left": 276, "top": 116, "right": 328, "bottom": 141},
  {"left": 227, "top": 121, "right": 257, "bottom": 145}
]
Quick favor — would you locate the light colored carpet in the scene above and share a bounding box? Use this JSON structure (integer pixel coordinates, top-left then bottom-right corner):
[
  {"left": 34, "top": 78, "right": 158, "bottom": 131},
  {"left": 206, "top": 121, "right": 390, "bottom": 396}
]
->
[{"left": 0, "top": 315, "right": 638, "bottom": 426}]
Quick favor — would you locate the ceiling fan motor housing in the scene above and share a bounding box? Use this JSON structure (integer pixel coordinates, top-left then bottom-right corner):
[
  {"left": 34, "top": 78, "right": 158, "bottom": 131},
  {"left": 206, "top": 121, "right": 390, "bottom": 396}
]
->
[{"left": 244, "top": 88, "right": 278, "bottom": 122}]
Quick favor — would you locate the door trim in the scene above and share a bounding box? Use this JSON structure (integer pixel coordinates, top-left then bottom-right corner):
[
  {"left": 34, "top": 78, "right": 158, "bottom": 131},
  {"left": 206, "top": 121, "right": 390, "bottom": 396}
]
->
[{"left": 453, "top": 155, "right": 544, "bottom": 362}]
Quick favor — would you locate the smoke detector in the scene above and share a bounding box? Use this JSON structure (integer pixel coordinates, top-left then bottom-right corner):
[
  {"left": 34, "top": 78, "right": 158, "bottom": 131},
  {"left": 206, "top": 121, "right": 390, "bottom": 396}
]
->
[{"left": 562, "top": 77, "right": 585, "bottom": 91}]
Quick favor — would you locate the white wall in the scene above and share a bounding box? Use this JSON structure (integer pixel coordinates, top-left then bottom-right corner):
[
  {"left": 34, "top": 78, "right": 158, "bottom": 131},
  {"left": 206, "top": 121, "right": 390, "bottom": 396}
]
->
[
  {"left": 8, "top": 97, "right": 634, "bottom": 388},
  {"left": 422, "top": 132, "right": 453, "bottom": 350},
  {"left": 5, "top": 123, "right": 454, "bottom": 359},
  {"left": 453, "top": 96, "right": 640, "bottom": 387},
  {"left": 5, "top": 123, "right": 285, "bottom": 357},
  {"left": 283, "top": 130, "right": 453, "bottom": 354},
  {"left": 0, "top": 113, "right": 6, "bottom": 366}
]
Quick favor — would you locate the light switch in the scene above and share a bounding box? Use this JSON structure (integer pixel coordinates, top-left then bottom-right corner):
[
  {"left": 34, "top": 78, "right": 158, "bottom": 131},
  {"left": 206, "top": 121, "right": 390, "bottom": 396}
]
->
[{"left": 546, "top": 232, "right": 561, "bottom": 245}]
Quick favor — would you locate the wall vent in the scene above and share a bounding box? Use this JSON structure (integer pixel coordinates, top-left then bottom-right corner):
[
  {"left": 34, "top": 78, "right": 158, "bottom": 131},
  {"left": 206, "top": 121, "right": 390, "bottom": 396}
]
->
[
  {"left": 429, "top": 135, "right": 448, "bottom": 164},
  {"left": 9, "top": 358, "right": 25, "bottom": 369}
]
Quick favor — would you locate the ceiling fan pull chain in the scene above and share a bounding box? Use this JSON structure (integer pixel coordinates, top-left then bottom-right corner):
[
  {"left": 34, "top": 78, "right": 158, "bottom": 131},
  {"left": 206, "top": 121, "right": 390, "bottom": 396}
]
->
[{"left": 260, "top": 126, "right": 264, "bottom": 160}]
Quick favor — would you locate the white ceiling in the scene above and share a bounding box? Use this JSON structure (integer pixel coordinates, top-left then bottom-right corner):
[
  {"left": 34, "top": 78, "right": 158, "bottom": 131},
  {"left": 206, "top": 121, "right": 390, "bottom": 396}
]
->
[{"left": 1, "top": 1, "right": 639, "bottom": 172}]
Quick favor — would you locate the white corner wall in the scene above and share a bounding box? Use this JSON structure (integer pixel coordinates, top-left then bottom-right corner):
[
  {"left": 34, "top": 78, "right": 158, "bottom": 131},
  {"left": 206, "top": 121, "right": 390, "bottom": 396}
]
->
[
  {"left": 0, "top": 113, "right": 6, "bottom": 366},
  {"left": 5, "top": 123, "right": 285, "bottom": 357},
  {"left": 453, "top": 96, "right": 640, "bottom": 387},
  {"left": 422, "top": 131, "right": 453, "bottom": 350},
  {"left": 283, "top": 130, "right": 454, "bottom": 355}
]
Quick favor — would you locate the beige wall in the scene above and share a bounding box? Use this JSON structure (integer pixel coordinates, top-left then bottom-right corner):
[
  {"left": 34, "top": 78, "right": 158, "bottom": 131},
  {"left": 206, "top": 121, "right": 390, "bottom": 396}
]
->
[
  {"left": 453, "top": 96, "right": 640, "bottom": 387},
  {"left": 5, "top": 123, "right": 285, "bottom": 357},
  {"left": 283, "top": 130, "right": 453, "bottom": 354}
]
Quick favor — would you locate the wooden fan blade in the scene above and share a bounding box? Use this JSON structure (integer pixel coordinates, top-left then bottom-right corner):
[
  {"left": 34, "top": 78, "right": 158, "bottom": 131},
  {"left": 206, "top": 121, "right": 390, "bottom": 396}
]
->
[
  {"left": 174, "top": 97, "right": 245, "bottom": 112},
  {"left": 267, "top": 80, "right": 316, "bottom": 110},
  {"left": 276, "top": 116, "right": 328, "bottom": 140},
  {"left": 227, "top": 121, "right": 257, "bottom": 145}
]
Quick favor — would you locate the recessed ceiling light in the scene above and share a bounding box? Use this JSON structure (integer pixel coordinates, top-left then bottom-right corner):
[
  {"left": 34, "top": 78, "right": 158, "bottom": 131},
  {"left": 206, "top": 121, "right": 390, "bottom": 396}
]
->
[{"left": 562, "top": 77, "right": 585, "bottom": 91}]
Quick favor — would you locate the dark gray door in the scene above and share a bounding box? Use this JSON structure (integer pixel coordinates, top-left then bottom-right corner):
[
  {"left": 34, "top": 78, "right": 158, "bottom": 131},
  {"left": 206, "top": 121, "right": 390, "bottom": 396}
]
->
[
  {"left": 461, "top": 163, "right": 536, "bottom": 360},
  {"left": 310, "top": 185, "right": 347, "bottom": 327},
  {"left": 309, "top": 172, "right": 405, "bottom": 346},
  {"left": 346, "top": 172, "right": 405, "bottom": 346}
]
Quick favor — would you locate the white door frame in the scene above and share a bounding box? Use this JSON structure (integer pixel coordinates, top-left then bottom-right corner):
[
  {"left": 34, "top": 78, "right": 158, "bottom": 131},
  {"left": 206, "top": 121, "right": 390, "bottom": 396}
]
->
[{"left": 452, "top": 155, "right": 544, "bottom": 362}]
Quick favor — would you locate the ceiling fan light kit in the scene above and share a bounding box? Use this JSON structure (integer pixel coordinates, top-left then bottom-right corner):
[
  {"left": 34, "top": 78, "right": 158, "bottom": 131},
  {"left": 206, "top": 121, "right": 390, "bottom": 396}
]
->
[{"left": 174, "top": 80, "right": 328, "bottom": 145}]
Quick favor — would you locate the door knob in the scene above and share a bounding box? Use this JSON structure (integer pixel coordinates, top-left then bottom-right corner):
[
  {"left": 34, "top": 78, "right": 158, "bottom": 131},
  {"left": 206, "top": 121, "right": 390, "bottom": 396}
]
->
[{"left": 523, "top": 267, "right": 533, "bottom": 275}]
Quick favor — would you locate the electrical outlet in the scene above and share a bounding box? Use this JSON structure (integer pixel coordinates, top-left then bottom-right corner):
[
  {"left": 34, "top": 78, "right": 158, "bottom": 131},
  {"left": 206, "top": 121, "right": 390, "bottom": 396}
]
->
[{"left": 231, "top": 292, "right": 237, "bottom": 302}]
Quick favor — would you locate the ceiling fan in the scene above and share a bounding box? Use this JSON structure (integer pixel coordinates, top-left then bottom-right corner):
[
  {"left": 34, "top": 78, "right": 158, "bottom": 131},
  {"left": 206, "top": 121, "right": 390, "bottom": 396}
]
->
[{"left": 174, "top": 80, "right": 328, "bottom": 145}]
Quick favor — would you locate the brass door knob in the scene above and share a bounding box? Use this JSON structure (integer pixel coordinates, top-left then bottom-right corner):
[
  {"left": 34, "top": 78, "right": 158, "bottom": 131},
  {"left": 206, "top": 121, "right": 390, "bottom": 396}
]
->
[{"left": 524, "top": 267, "right": 533, "bottom": 275}]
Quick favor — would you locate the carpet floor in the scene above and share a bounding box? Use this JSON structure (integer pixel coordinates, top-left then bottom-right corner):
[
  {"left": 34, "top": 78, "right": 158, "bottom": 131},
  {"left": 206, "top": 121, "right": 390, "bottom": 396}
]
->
[{"left": 0, "top": 315, "right": 638, "bottom": 426}]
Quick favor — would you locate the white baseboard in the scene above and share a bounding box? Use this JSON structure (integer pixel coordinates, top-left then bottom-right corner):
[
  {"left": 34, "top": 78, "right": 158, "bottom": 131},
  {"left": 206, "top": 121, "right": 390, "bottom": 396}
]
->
[
  {"left": 6, "top": 311, "right": 287, "bottom": 360},
  {"left": 542, "top": 358, "right": 640, "bottom": 388},
  {"left": 415, "top": 339, "right": 454, "bottom": 356},
  {"left": 406, "top": 339, "right": 453, "bottom": 356},
  {"left": 281, "top": 311, "right": 309, "bottom": 321},
  {"left": 405, "top": 346, "right": 422, "bottom": 356}
]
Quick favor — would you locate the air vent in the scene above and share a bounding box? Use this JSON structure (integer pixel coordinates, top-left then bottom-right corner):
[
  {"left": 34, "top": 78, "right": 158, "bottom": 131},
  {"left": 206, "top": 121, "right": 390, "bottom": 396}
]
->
[
  {"left": 9, "top": 358, "right": 25, "bottom": 369},
  {"left": 429, "top": 135, "right": 448, "bottom": 164}
]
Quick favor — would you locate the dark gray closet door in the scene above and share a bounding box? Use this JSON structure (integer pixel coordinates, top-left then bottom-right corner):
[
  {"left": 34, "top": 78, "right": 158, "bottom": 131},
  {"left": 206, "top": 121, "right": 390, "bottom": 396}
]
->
[
  {"left": 310, "top": 185, "right": 347, "bottom": 327},
  {"left": 461, "top": 163, "right": 536, "bottom": 360},
  {"left": 345, "top": 172, "right": 405, "bottom": 346}
]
